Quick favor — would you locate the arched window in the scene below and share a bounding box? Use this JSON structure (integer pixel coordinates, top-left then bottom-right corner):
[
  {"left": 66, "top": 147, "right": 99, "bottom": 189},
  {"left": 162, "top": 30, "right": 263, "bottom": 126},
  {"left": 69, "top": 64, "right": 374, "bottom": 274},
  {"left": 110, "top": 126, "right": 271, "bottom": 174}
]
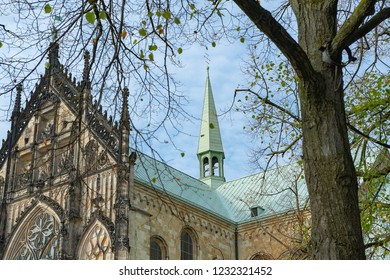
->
[
  {"left": 180, "top": 228, "right": 197, "bottom": 260},
  {"left": 203, "top": 157, "right": 210, "bottom": 177},
  {"left": 180, "top": 231, "right": 193, "bottom": 260},
  {"left": 150, "top": 236, "right": 168, "bottom": 260},
  {"left": 3, "top": 206, "right": 60, "bottom": 260},
  {"left": 212, "top": 157, "right": 219, "bottom": 176},
  {"left": 78, "top": 221, "right": 114, "bottom": 260}
]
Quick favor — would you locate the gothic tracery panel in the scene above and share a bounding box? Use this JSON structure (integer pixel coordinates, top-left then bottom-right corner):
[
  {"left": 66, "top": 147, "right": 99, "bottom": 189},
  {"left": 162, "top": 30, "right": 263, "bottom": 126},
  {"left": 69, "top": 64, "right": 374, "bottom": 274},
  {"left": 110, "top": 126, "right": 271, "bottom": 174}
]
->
[
  {"left": 79, "top": 222, "right": 114, "bottom": 260},
  {"left": 4, "top": 208, "right": 60, "bottom": 260}
]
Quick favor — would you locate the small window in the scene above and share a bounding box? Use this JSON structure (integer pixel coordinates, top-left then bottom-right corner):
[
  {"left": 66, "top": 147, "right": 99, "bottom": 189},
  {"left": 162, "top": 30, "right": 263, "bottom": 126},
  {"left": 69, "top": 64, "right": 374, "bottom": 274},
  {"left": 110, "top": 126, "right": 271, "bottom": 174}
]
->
[
  {"left": 180, "top": 231, "right": 194, "bottom": 260},
  {"left": 250, "top": 206, "right": 264, "bottom": 217},
  {"left": 150, "top": 240, "right": 162, "bottom": 260},
  {"left": 212, "top": 157, "right": 219, "bottom": 176},
  {"left": 203, "top": 157, "right": 210, "bottom": 177},
  {"left": 150, "top": 236, "right": 168, "bottom": 260}
]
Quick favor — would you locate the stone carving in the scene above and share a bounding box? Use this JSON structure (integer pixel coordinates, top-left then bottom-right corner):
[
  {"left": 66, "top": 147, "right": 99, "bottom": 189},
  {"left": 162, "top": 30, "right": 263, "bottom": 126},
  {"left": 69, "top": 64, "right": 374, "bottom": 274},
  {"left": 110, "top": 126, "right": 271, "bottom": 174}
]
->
[
  {"left": 83, "top": 140, "right": 99, "bottom": 171},
  {"left": 40, "top": 121, "right": 53, "bottom": 140},
  {"left": 98, "top": 150, "right": 108, "bottom": 167}
]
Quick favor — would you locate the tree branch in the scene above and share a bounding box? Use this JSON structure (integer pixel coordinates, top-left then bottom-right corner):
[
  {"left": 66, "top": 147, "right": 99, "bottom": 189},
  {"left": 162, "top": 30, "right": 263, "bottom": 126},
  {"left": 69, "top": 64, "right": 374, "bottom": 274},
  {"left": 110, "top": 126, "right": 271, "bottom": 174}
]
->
[
  {"left": 235, "top": 88, "right": 301, "bottom": 122},
  {"left": 365, "top": 234, "right": 390, "bottom": 249},
  {"left": 331, "top": 0, "right": 376, "bottom": 56},
  {"left": 233, "top": 1, "right": 316, "bottom": 81},
  {"left": 347, "top": 123, "right": 390, "bottom": 149},
  {"left": 347, "top": 7, "right": 390, "bottom": 46}
]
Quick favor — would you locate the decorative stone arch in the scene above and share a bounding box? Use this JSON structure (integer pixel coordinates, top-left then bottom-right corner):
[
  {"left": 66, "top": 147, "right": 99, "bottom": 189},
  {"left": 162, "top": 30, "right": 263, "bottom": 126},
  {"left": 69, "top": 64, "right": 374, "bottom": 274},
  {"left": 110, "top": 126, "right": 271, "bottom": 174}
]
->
[
  {"left": 150, "top": 235, "right": 169, "bottom": 260},
  {"left": 180, "top": 226, "right": 199, "bottom": 260},
  {"left": 77, "top": 218, "right": 114, "bottom": 260},
  {"left": 3, "top": 200, "right": 62, "bottom": 260}
]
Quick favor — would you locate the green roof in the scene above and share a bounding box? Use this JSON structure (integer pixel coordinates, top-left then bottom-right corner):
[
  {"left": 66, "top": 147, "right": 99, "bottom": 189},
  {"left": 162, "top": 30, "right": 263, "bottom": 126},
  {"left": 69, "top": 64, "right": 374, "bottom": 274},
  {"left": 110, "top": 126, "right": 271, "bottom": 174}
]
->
[{"left": 134, "top": 151, "right": 308, "bottom": 224}]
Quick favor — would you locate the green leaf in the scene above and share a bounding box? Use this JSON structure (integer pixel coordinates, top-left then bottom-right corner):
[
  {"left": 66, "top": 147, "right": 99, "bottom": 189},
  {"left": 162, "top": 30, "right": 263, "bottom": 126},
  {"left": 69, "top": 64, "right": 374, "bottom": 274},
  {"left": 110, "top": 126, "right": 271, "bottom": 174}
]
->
[
  {"left": 174, "top": 17, "right": 181, "bottom": 25},
  {"left": 148, "top": 53, "right": 154, "bottom": 61},
  {"left": 99, "top": 11, "right": 107, "bottom": 20},
  {"left": 139, "top": 28, "right": 147, "bottom": 37},
  {"left": 180, "top": 152, "right": 185, "bottom": 158},
  {"left": 148, "top": 45, "right": 158, "bottom": 51},
  {"left": 85, "top": 12, "right": 96, "bottom": 24},
  {"left": 162, "top": 10, "right": 171, "bottom": 19},
  {"left": 0, "top": 42, "right": 3, "bottom": 48},
  {"left": 211, "top": 41, "right": 216, "bottom": 48},
  {"left": 151, "top": 177, "right": 157, "bottom": 183},
  {"left": 45, "top": 62, "right": 50, "bottom": 69},
  {"left": 209, "top": 123, "right": 215, "bottom": 129},
  {"left": 240, "top": 37, "right": 245, "bottom": 43},
  {"left": 44, "top": 4, "right": 52, "bottom": 14},
  {"left": 177, "top": 48, "right": 183, "bottom": 54}
]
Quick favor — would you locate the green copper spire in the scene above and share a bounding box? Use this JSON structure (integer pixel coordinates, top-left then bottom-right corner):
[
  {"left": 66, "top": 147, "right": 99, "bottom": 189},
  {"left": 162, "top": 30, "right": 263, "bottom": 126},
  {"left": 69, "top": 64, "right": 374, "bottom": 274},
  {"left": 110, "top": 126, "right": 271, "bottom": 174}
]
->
[{"left": 197, "top": 67, "right": 225, "bottom": 188}]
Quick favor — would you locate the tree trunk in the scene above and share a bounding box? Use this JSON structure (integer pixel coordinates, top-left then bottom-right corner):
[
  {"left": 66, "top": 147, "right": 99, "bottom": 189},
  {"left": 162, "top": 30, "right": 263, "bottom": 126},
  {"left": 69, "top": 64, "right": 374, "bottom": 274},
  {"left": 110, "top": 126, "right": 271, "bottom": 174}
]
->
[
  {"left": 294, "top": 1, "right": 366, "bottom": 259},
  {"left": 232, "top": 0, "right": 367, "bottom": 259}
]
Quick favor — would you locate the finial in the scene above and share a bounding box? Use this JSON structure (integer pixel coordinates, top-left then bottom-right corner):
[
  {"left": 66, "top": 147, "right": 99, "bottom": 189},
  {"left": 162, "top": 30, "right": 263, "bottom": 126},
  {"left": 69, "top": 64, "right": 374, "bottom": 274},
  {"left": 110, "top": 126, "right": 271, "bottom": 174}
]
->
[
  {"left": 120, "top": 87, "right": 131, "bottom": 131},
  {"left": 12, "top": 83, "right": 22, "bottom": 121},
  {"left": 82, "top": 50, "right": 91, "bottom": 88}
]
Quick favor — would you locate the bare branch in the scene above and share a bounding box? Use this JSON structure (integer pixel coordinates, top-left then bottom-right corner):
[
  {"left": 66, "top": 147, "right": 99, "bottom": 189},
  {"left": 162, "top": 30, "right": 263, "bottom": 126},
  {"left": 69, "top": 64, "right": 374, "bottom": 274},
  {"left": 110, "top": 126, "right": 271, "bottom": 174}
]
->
[
  {"left": 235, "top": 88, "right": 301, "bottom": 122},
  {"left": 233, "top": 1, "right": 316, "bottom": 81},
  {"left": 347, "top": 123, "right": 390, "bottom": 149}
]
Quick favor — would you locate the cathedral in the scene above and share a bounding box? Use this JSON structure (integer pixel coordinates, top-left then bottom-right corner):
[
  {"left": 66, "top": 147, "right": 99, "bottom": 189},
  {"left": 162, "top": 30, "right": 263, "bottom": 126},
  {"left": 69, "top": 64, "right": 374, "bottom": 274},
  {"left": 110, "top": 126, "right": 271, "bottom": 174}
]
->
[{"left": 0, "top": 41, "right": 308, "bottom": 260}]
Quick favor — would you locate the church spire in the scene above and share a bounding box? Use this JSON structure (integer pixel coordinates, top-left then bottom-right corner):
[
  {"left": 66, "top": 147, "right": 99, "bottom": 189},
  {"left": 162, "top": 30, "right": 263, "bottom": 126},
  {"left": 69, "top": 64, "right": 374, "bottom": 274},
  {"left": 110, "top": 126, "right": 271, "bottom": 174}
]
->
[{"left": 197, "top": 67, "right": 225, "bottom": 188}]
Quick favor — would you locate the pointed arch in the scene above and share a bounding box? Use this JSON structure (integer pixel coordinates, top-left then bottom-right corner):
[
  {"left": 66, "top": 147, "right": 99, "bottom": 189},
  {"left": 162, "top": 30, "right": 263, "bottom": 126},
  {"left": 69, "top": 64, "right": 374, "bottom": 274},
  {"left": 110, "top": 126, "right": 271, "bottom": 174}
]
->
[
  {"left": 3, "top": 202, "right": 61, "bottom": 260},
  {"left": 78, "top": 219, "right": 114, "bottom": 260}
]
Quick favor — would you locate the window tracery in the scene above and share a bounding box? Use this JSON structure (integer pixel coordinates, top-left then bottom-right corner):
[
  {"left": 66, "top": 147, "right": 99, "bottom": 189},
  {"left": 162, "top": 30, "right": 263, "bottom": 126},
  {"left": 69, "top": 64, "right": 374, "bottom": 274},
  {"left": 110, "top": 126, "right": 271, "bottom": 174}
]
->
[
  {"left": 7, "top": 211, "right": 60, "bottom": 260},
  {"left": 79, "top": 223, "right": 113, "bottom": 260}
]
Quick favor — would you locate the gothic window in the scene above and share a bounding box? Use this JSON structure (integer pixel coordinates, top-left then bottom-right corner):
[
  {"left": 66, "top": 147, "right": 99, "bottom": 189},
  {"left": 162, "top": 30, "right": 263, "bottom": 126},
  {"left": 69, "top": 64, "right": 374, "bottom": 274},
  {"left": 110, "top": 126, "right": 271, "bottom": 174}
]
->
[
  {"left": 203, "top": 157, "right": 210, "bottom": 177},
  {"left": 79, "top": 222, "right": 113, "bottom": 260},
  {"left": 4, "top": 207, "right": 60, "bottom": 260},
  {"left": 180, "top": 228, "right": 197, "bottom": 260},
  {"left": 150, "top": 236, "right": 168, "bottom": 260},
  {"left": 212, "top": 156, "right": 219, "bottom": 176}
]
